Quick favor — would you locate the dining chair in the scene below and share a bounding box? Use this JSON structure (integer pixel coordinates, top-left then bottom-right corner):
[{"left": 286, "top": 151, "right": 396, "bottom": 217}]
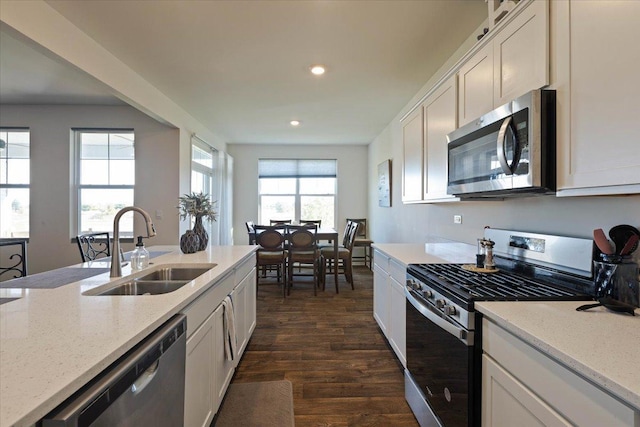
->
[
  {"left": 269, "top": 219, "right": 292, "bottom": 226},
  {"left": 320, "top": 220, "right": 360, "bottom": 293},
  {"left": 254, "top": 225, "right": 288, "bottom": 297},
  {"left": 0, "top": 239, "right": 28, "bottom": 281},
  {"left": 285, "top": 224, "right": 322, "bottom": 296},
  {"left": 300, "top": 219, "right": 321, "bottom": 227},
  {"left": 346, "top": 218, "right": 373, "bottom": 269},
  {"left": 76, "top": 232, "right": 111, "bottom": 262},
  {"left": 245, "top": 221, "right": 256, "bottom": 244}
]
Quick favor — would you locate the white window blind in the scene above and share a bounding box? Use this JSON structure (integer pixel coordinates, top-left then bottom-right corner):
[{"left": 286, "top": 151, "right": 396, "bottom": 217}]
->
[{"left": 258, "top": 159, "right": 336, "bottom": 178}]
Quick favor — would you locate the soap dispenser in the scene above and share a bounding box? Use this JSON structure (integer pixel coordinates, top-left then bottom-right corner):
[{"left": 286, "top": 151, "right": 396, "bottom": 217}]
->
[{"left": 131, "top": 236, "right": 150, "bottom": 270}]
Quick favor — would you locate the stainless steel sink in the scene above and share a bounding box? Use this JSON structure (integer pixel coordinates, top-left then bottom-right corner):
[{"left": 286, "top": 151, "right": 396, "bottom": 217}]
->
[
  {"left": 96, "top": 280, "right": 189, "bottom": 295},
  {"left": 84, "top": 263, "right": 217, "bottom": 296},
  {"left": 138, "top": 267, "right": 212, "bottom": 282}
]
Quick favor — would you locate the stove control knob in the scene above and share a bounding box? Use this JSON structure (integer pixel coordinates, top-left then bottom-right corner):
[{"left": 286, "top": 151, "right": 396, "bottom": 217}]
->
[
  {"left": 406, "top": 279, "right": 418, "bottom": 291},
  {"left": 422, "top": 289, "right": 433, "bottom": 299},
  {"left": 435, "top": 299, "right": 446, "bottom": 309},
  {"left": 444, "top": 305, "right": 457, "bottom": 316}
]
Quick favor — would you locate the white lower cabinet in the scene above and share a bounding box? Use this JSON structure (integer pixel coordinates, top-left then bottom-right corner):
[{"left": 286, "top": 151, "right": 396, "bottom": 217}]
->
[
  {"left": 184, "top": 308, "right": 217, "bottom": 427},
  {"left": 232, "top": 267, "right": 257, "bottom": 360},
  {"left": 183, "top": 255, "right": 257, "bottom": 427},
  {"left": 483, "top": 354, "right": 570, "bottom": 427},
  {"left": 482, "top": 318, "right": 639, "bottom": 427},
  {"left": 372, "top": 249, "right": 406, "bottom": 367}
]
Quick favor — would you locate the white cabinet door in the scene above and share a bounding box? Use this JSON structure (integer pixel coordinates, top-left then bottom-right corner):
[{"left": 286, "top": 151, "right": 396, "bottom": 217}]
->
[
  {"left": 388, "top": 275, "right": 406, "bottom": 368},
  {"left": 373, "top": 263, "right": 389, "bottom": 333},
  {"left": 459, "top": 0, "right": 549, "bottom": 127},
  {"left": 232, "top": 266, "right": 257, "bottom": 359},
  {"left": 401, "top": 106, "right": 425, "bottom": 202},
  {"left": 184, "top": 311, "right": 216, "bottom": 427},
  {"left": 213, "top": 303, "right": 235, "bottom": 408},
  {"left": 458, "top": 43, "right": 494, "bottom": 127},
  {"left": 554, "top": 0, "right": 640, "bottom": 194},
  {"left": 493, "top": 0, "right": 548, "bottom": 106},
  {"left": 482, "top": 355, "right": 571, "bottom": 427},
  {"left": 424, "top": 75, "right": 458, "bottom": 202}
]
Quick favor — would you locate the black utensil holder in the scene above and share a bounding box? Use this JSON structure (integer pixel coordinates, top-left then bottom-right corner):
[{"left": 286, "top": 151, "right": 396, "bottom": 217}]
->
[{"left": 594, "top": 260, "right": 639, "bottom": 308}]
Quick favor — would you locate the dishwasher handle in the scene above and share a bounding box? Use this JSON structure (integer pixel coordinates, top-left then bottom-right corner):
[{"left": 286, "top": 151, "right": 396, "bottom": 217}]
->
[{"left": 42, "top": 314, "right": 186, "bottom": 427}]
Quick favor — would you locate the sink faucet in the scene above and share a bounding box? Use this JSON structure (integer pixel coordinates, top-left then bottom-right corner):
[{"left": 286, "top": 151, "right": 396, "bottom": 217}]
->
[{"left": 110, "top": 206, "right": 156, "bottom": 277}]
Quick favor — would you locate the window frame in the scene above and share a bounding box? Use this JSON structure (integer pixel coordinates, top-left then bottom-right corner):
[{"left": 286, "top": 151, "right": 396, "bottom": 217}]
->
[
  {"left": 190, "top": 138, "right": 218, "bottom": 241},
  {"left": 257, "top": 159, "right": 337, "bottom": 227},
  {"left": 0, "top": 127, "right": 31, "bottom": 239},
  {"left": 73, "top": 128, "right": 135, "bottom": 237}
]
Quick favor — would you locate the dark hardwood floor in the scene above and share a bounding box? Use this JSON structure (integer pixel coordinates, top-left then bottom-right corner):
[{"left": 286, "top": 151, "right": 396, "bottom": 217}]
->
[{"left": 232, "top": 266, "right": 419, "bottom": 426}]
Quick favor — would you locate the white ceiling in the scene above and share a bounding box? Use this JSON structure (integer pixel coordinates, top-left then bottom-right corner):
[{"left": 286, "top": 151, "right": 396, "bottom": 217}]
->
[{"left": 1, "top": 1, "right": 486, "bottom": 145}]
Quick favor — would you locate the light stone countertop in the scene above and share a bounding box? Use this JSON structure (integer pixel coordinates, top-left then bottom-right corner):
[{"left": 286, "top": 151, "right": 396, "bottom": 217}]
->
[
  {"left": 372, "top": 242, "right": 477, "bottom": 266},
  {"left": 0, "top": 245, "right": 257, "bottom": 427},
  {"left": 476, "top": 301, "right": 640, "bottom": 411}
]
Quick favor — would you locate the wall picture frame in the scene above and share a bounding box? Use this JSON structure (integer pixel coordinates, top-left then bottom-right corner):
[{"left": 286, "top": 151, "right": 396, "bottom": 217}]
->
[{"left": 378, "top": 159, "right": 391, "bottom": 207}]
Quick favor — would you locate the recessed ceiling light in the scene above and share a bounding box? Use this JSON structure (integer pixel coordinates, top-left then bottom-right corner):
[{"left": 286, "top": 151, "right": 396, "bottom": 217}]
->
[
  {"left": 310, "top": 65, "right": 326, "bottom": 76},
  {"left": 290, "top": 120, "right": 301, "bottom": 126}
]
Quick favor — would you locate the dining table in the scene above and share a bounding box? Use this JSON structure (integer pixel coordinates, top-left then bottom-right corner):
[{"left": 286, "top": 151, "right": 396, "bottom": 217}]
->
[{"left": 249, "top": 226, "right": 340, "bottom": 290}]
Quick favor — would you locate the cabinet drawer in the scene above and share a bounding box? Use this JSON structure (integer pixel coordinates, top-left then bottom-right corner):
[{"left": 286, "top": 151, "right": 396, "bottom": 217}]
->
[
  {"left": 483, "top": 319, "right": 637, "bottom": 426},
  {"left": 389, "top": 258, "right": 406, "bottom": 285},
  {"left": 373, "top": 249, "right": 390, "bottom": 272},
  {"left": 183, "top": 272, "right": 234, "bottom": 338}
]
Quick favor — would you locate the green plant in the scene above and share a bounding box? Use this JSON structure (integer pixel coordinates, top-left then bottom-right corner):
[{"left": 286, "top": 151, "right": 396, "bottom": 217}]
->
[{"left": 177, "top": 192, "right": 217, "bottom": 222}]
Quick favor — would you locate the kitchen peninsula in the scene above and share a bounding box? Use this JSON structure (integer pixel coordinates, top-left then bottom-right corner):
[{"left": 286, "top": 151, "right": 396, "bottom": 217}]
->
[{"left": 0, "top": 245, "right": 257, "bottom": 427}]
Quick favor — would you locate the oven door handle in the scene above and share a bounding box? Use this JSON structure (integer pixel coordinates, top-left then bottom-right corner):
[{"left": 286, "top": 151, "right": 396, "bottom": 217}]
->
[{"left": 405, "top": 289, "right": 471, "bottom": 345}]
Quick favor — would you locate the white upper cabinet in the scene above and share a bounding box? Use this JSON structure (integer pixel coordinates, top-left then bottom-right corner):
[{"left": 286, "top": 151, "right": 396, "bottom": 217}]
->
[
  {"left": 401, "top": 106, "right": 425, "bottom": 203},
  {"left": 401, "top": 76, "right": 459, "bottom": 204},
  {"left": 424, "top": 76, "right": 459, "bottom": 202},
  {"left": 458, "top": 43, "right": 494, "bottom": 127},
  {"left": 552, "top": 0, "right": 640, "bottom": 195},
  {"left": 493, "top": 0, "right": 549, "bottom": 106},
  {"left": 458, "top": 0, "right": 549, "bottom": 127}
]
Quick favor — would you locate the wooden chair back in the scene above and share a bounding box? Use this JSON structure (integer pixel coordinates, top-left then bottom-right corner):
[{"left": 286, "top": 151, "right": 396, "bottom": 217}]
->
[
  {"left": 346, "top": 218, "right": 367, "bottom": 238},
  {"left": 286, "top": 224, "right": 318, "bottom": 250},
  {"left": 269, "top": 219, "right": 292, "bottom": 226},
  {"left": 245, "top": 221, "right": 256, "bottom": 244},
  {"left": 254, "top": 225, "right": 285, "bottom": 251}
]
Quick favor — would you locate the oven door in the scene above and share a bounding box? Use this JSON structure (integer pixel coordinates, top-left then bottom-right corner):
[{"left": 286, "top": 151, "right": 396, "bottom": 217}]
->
[{"left": 405, "top": 288, "right": 480, "bottom": 427}]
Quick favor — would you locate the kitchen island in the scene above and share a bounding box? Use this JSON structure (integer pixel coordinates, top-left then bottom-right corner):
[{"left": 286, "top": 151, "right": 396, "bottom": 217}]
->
[{"left": 0, "top": 245, "right": 257, "bottom": 427}]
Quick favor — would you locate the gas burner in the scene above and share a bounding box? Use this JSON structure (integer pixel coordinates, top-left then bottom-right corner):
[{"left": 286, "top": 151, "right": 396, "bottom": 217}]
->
[{"left": 408, "top": 262, "right": 592, "bottom": 307}]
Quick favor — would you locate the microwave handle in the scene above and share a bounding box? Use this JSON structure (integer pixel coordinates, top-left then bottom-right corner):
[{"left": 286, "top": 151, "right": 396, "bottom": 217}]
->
[{"left": 497, "top": 116, "right": 515, "bottom": 175}]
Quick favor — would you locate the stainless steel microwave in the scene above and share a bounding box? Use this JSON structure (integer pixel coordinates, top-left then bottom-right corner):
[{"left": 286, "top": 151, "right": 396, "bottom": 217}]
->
[{"left": 446, "top": 89, "right": 556, "bottom": 197}]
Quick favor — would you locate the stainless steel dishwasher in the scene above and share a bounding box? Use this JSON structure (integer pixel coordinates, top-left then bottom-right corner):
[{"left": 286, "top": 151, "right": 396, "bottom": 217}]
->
[{"left": 43, "top": 314, "right": 186, "bottom": 427}]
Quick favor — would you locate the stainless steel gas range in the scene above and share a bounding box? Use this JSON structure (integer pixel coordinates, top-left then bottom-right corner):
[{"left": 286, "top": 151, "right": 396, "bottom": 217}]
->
[{"left": 404, "top": 229, "right": 596, "bottom": 427}]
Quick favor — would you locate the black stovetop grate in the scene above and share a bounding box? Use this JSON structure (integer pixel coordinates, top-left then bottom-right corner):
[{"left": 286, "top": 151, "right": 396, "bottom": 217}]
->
[{"left": 408, "top": 263, "right": 592, "bottom": 303}]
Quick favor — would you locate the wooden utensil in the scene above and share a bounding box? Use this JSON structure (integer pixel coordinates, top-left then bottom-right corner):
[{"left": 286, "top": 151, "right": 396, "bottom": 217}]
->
[{"left": 593, "top": 228, "right": 614, "bottom": 255}]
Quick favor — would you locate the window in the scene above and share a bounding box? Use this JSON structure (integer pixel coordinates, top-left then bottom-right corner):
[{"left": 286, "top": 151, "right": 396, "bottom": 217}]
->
[
  {"left": 0, "top": 129, "right": 30, "bottom": 238},
  {"left": 258, "top": 159, "right": 336, "bottom": 228},
  {"left": 190, "top": 139, "right": 218, "bottom": 240},
  {"left": 75, "top": 130, "right": 135, "bottom": 237}
]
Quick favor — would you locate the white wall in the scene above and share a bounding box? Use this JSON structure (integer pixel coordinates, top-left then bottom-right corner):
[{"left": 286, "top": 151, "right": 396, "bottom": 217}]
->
[
  {"left": 227, "top": 144, "right": 368, "bottom": 246},
  {"left": 0, "top": 104, "right": 180, "bottom": 274},
  {"left": 367, "top": 16, "right": 640, "bottom": 248}
]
